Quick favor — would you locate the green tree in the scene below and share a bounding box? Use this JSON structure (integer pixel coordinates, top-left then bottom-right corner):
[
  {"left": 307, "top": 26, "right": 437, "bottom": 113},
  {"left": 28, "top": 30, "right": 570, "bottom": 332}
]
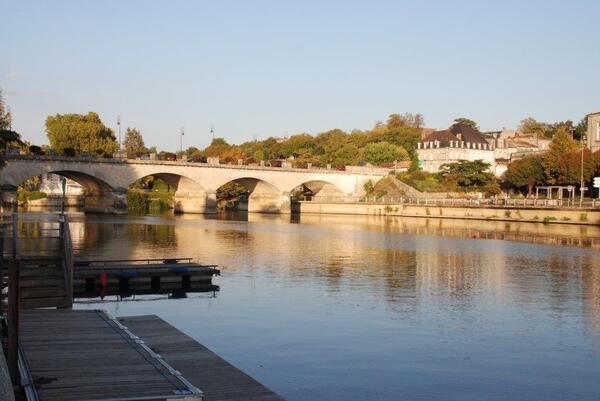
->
[
  {"left": 360, "top": 141, "right": 409, "bottom": 165},
  {"left": 546, "top": 120, "right": 575, "bottom": 138},
  {"left": 220, "top": 146, "right": 247, "bottom": 164},
  {"left": 440, "top": 160, "right": 496, "bottom": 190},
  {"left": 574, "top": 117, "right": 587, "bottom": 141},
  {"left": 0, "top": 129, "right": 23, "bottom": 168},
  {"left": 123, "top": 127, "right": 146, "bottom": 158},
  {"left": 332, "top": 142, "right": 361, "bottom": 167},
  {"left": 0, "top": 90, "right": 22, "bottom": 167},
  {"left": 382, "top": 126, "right": 422, "bottom": 156},
  {"left": 203, "top": 137, "right": 231, "bottom": 158},
  {"left": 452, "top": 118, "right": 479, "bottom": 131},
  {"left": 553, "top": 148, "right": 597, "bottom": 185},
  {"left": 542, "top": 128, "right": 579, "bottom": 184},
  {"left": 314, "top": 129, "right": 348, "bottom": 161},
  {"left": 504, "top": 155, "right": 545, "bottom": 195},
  {"left": 217, "top": 181, "right": 248, "bottom": 207},
  {"left": 252, "top": 149, "right": 265, "bottom": 162},
  {"left": 280, "top": 133, "right": 315, "bottom": 158},
  {"left": 46, "top": 112, "right": 117, "bottom": 156},
  {"left": 386, "top": 113, "right": 424, "bottom": 129},
  {"left": 519, "top": 117, "right": 548, "bottom": 138},
  {"left": 0, "top": 89, "right": 12, "bottom": 130}
]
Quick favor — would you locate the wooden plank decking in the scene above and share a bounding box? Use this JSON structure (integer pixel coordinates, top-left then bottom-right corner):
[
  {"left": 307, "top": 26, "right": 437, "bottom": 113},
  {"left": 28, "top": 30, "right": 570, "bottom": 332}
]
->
[
  {"left": 20, "top": 309, "right": 202, "bottom": 401},
  {"left": 120, "top": 315, "right": 285, "bottom": 401}
]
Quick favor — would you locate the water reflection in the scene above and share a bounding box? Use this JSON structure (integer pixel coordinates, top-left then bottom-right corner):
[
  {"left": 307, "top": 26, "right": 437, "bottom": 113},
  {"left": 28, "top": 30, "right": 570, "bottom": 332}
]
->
[
  {"left": 65, "top": 213, "right": 600, "bottom": 334},
  {"left": 55, "top": 212, "right": 600, "bottom": 401}
]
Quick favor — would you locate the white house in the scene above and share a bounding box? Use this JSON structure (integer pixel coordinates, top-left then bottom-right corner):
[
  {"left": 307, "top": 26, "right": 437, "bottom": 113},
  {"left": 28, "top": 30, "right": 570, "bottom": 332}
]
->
[{"left": 417, "top": 124, "right": 495, "bottom": 174}]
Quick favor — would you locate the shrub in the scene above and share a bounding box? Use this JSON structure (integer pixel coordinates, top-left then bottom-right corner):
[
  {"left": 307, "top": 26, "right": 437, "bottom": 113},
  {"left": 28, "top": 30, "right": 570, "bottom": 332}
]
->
[
  {"left": 127, "top": 191, "right": 149, "bottom": 214},
  {"left": 148, "top": 199, "right": 170, "bottom": 214},
  {"left": 17, "top": 190, "right": 47, "bottom": 203}
]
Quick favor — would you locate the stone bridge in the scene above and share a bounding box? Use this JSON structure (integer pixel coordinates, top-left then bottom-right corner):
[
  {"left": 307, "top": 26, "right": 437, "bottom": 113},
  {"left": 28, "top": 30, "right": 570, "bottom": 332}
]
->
[{"left": 0, "top": 155, "right": 388, "bottom": 214}]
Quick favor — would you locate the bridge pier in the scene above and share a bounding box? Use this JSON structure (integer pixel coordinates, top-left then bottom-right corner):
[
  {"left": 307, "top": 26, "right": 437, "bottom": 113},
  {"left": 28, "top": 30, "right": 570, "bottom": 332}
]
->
[
  {"left": 173, "top": 190, "right": 217, "bottom": 214},
  {"left": 84, "top": 190, "right": 128, "bottom": 215},
  {"left": 0, "top": 185, "right": 17, "bottom": 212}
]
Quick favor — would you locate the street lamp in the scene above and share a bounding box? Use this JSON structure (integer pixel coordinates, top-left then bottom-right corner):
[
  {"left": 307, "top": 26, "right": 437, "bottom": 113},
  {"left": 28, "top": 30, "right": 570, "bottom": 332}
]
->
[
  {"left": 180, "top": 127, "right": 185, "bottom": 154},
  {"left": 117, "top": 115, "right": 121, "bottom": 150},
  {"left": 580, "top": 135, "right": 586, "bottom": 207},
  {"left": 61, "top": 177, "right": 66, "bottom": 215}
]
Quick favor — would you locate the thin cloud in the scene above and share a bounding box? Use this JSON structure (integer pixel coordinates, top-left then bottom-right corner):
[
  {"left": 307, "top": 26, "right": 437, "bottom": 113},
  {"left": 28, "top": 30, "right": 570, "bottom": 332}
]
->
[
  {"left": 5, "top": 90, "right": 54, "bottom": 97},
  {"left": 5, "top": 72, "right": 25, "bottom": 80}
]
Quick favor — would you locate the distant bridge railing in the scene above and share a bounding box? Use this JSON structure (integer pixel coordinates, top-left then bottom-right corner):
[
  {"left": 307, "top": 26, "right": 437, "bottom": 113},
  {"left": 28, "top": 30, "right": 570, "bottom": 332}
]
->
[
  {"left": 298, "top": 196, "right": 600, "bottom": 209},
  {"left": 2, "top": 154, "right": 390, "bottom": 176}
]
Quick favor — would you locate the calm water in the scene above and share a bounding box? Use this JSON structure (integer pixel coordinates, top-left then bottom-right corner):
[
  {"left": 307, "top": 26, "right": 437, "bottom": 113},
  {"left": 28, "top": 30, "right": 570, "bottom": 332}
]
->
[{"left": 65, "top": 212, "right": 600, "bottom": 401}]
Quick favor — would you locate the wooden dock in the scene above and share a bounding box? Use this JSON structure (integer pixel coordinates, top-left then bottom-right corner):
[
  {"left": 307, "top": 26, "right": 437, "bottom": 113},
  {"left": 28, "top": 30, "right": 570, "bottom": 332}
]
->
[
  {"left": 73, "top": 258, "right": 220, "bottom": 294},
  {"left": 120, "top": 315, "right": 285, "bottom": 401},
  {"left": 2, "top": 214, "right": 281, "bottom": 401},
  {"left": 20, "top": 309, "right": 203, "bottom": 401},
  {"left": 19, "top": 309, "right": 284, "bottom": 401},
  {"left": 73, "top": 281, "right": 219, "bottom": 299}
]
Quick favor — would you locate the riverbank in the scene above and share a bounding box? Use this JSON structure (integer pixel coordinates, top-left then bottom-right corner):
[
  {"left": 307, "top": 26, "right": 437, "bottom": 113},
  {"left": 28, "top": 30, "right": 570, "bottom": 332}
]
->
[{"left": 295, "top": 201, "right": 600, "bottom": 225}]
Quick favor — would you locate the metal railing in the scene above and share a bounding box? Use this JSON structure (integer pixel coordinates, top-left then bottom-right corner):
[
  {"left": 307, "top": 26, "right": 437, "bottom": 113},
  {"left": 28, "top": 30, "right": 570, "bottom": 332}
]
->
[
  {"left": 59, "top": 214, "right": 73, "bottom": 308},
  {"left": 74, "top": 257, "right": 196, "bottom": 266},
  {"left": 2, "top": 212, "right": 75, "bottom": 386},
  {"left": 298, "top": 195, "right": 600, "bottom": 209}
]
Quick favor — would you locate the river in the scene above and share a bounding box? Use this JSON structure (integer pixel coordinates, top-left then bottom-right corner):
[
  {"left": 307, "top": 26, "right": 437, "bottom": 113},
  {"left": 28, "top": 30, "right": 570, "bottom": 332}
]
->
[{"left": 62, "top": 211, "right": 600, "bottom": 401}]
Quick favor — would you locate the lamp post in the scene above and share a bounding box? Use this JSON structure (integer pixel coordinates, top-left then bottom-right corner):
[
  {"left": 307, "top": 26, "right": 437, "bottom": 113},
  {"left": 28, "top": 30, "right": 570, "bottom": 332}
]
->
[
  {"left": 580, "top": 135, "right": 586, "bottom": 207},
  {"left": 117, "top": 115, "right": 121, "bottom": 150},
  {"left": 61, "top": 177, "right": 66, "bottom": 215},
  {"left": 180, "top": 127, "right": 185, "bottom": 154}
]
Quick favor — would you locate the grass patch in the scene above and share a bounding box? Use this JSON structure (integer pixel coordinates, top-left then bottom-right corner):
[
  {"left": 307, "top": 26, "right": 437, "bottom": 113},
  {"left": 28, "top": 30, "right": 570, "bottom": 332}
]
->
[
  {"left": 396, "top": 171, "right": 445, "bottom": 192},
  {"left": 543, "top": 216, "right": 557, "bottom": 224}
]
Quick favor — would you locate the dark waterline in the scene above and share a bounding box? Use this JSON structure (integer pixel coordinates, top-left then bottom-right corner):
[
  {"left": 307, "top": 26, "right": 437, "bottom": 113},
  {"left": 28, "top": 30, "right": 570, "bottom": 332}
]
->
[{"left": 60, "top": 211, "right": 600, "bottom": 401}]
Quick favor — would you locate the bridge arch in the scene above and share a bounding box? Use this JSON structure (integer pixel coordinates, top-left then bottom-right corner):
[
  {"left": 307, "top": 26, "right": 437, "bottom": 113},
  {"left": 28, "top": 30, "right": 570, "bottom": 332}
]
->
[
  {"left": 127, "top": 172, "right": 210, "bottom": 214},
  {"left": 127, "top": 173, "right": 206, "bottom": 193},
  {"left": 215, "top": 177, "right": 287, "bottom": 213},
  {"left": 18, "top": 170, "right": 115, "bottom": 196},
  {"left": 53, "top": 170, "right": 117, "bottom": 195},
  {"left": 3, "top": 168, "right": 126, "bottom": 214}
]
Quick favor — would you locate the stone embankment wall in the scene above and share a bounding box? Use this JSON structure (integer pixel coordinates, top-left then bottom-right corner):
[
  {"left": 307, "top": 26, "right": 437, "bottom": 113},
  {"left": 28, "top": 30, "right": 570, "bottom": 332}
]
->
[
  {"left": 296, "top": 202, "right": 600, "bottom": 225},
  {"left": 28, "top": 195, "right": 84, "bottom": 207}
]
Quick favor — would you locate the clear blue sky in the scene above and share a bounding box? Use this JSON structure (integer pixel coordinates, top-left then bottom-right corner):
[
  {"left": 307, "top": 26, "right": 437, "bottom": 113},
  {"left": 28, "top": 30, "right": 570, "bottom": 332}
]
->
[{"left": 1, "top": 0, "right": 599, "bottom": 151}]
